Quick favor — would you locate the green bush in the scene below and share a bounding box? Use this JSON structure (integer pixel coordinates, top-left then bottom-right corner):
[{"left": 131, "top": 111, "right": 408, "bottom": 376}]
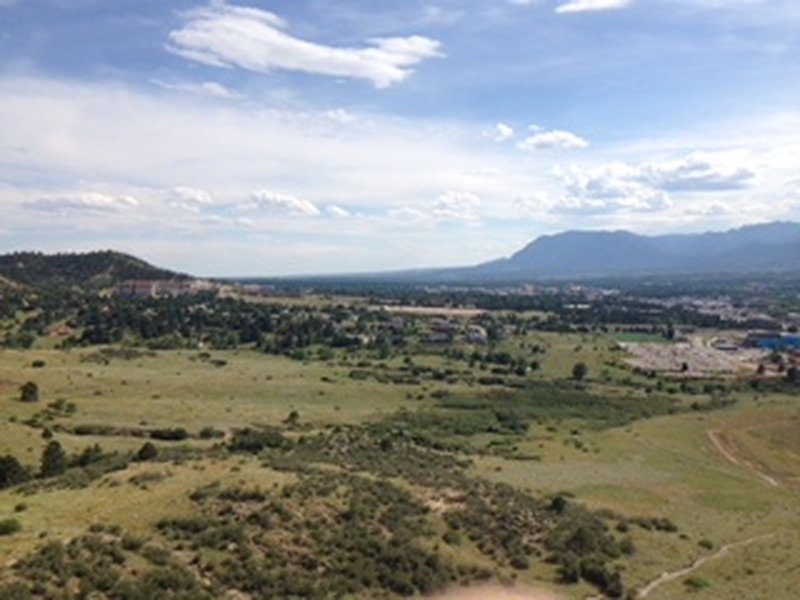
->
[
  {"left": 0, "top": 455, "right": 29, "bottom": 489},
  {"left": 0, "top": 519, "right": 22, "bottom": 536},
  {"left": 135, "top": 442, "right": 159, "bottom": 462},
  {"left": 40, "top": 440, "right": 67, "bottom": 477}
]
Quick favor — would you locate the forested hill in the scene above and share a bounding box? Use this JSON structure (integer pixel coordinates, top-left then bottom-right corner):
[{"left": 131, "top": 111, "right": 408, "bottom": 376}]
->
[{"left": 0, "top": 251, "right": 185, "bottom": 289}]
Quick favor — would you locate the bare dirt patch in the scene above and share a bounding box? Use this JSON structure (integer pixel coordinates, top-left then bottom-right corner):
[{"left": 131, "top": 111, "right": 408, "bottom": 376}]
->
[
  {"left": 620, "top": 341, "right": 757, "bottom": 375},
  {"left": 431, "top": 583, "right": 565, "bottom": 600},
  {"left": 380, "top": 305, "right": 486, "bottom": 317}
]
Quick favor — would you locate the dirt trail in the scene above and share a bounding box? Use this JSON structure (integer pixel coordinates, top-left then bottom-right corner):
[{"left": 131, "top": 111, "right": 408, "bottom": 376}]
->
[
  {"left": 637, "top": 533, "right": 775, "bottom": 598},
  {"left": 707, "top": 429, "right": 781, "bottom": 488},
  {"left": 431, "top": 584, "right": 564, "bottom": 600}
]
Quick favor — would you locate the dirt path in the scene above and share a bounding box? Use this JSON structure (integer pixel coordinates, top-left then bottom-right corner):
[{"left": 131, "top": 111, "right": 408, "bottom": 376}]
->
[
  {"left": 431, "top": 583, "right": 564, "bottom": 600},
  {"left": 637, "top": 533, "right": 775, "bottom": 598},
  {"left": 707, "top": 429, "right": 781, "bottom": 488}
]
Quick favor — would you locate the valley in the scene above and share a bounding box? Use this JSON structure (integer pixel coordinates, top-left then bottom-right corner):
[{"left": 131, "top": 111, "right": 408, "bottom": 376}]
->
[{"left": 0, "top": 253, "right": 798, "bottom": 598}]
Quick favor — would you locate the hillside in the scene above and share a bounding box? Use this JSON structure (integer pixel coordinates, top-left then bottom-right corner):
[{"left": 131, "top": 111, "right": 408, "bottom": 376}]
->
[{"left": 0, "top": 250, "right": 185, "bottom": 289}]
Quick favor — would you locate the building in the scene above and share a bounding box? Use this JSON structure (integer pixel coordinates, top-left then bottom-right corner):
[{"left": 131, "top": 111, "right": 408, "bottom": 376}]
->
[{"left": 116, "top": 279, "right": 214, "bottom": 298}]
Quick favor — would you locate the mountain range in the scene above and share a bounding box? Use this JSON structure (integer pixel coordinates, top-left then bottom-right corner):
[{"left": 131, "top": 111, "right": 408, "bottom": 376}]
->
[
  {"left": 0, "top": 222, "right": 798, "bottom": 288},
  {"left": 427, "top": 221, "right": 800, "bottom": 282}
]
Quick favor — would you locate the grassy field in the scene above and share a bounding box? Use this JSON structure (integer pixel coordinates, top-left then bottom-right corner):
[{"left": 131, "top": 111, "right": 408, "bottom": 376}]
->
[
  {"left": 0, "top": 341, "right": 798, "bottom": 599},
  {"left": 610, "top": 332, "right": 671, "bottom": 344},
  {"left": 475, "top": 392, "right": 800, "bottom": 599}
]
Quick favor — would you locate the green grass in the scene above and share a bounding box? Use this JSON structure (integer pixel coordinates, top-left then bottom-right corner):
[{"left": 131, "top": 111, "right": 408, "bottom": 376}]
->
[
  {"left": 0, "top": 348, "right": 418, "bottom": 433},
  {"left": 472, "top": 393, "right": 800, "bottom": 598},
  {"left": 611, "top": 332, "right": 671, "bottom": 344},
  {"left": 0, "top": 341, "right": 798, "bottom": 599}
]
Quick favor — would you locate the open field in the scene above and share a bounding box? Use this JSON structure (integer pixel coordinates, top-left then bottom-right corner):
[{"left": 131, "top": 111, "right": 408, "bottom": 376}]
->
[
  {"left": 475, "top": 392, "right": 800, "bottom": 599},
  {"left": 0, "top": 334, "right": 798, "bottom": 599}
]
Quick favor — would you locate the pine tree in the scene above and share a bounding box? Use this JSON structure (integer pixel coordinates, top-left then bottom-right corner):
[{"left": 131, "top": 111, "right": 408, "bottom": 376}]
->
[
  {"left": 19, "top": 381, "right": 39, "bottom": 403},
  {"left": 40, "top": 441, "right": 67, "bottom": 477}
]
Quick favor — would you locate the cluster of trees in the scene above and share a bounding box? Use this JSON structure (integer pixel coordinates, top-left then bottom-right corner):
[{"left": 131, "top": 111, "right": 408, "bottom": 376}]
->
[
  {"left": 0, "top": 441, "right": 65, "bottom": 490},
  {"left": 0, "top": 438, "right": 143, "bottom": 492}
]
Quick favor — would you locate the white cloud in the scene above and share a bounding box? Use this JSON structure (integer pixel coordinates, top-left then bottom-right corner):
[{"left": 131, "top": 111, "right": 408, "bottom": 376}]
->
[
  {"left": 433, "top": 190, "right": 482, "bottom": 221},
  {"left": 249, "top": 189, "right": 320, "bottom": 216},
  {"left": 0, "top": 75, "right": 798, "bottom": 275},
  {"left": 27, "top": 192, "right": 139, "bottom": 213},
  {"left": 518, "top": 128, "right": 589, "bottom": 150},
  {"left": 637, "top": 152, "right": 755, "bottom": 192},
  {"left": 325, "top": 109, "right": 358, "bottom": 124},
  {"left": 560, "top": 164, "right": 670, "bottom": 214},
  {"left": 326, "top": 205, "right": 351, "bottom": 217},
  {"left": 491, "top": 122, "right": 515, "bottom": 142},
  {"left": 152, "top": 79, "right": 241, "bottom": 99},
  {"left": 389, "top": 190, "right": 483, "bottom": 225},
  {"left": 170, "top": 186, "right": 215, "bottom": 212},
  {"left": 168, "top": 3, "right": 442, "bottom": 88},
  {"left": 556, "top": 0, "right": 634, "bottom": 14},
  {"left": 556, "top": 151, "right": 756, "bottom": 215}
]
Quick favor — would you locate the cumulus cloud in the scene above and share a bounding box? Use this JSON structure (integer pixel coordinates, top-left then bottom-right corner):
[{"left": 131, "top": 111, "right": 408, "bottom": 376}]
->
[
  {"left": 27, "top": 192, "right": 139, "bottom": 212},
  {"left": 170, "top": 186, "right": 215, "bottom": 212},
  {"left": 491, "top": 122, "right": 515, "bottom": 142},
  {"left": 249, "top": 189, "right": 320, "bottom": 216},
  {"left": 556, "top": 0, "right": 634, "bottom": 14},
  {"left": 432, "top": 190, "right": 481, "bottom": 221},
  {"left": 560, "top": 164, "right": 670, "bottom": 214},
  {"left": 168, "top": 3, "right": 442, "bottom": 88},
  {"left": 556, "top": 152, "right": 755, "bottom": 215},
  {"left": 518, "top": 128, "right": 589, "bottom": 150},
  {"left": 389, "top": 190, "right": 482, "bottom": 225},
  {"left": 636, "top": 152, "right": 755, "bottom": 192}
]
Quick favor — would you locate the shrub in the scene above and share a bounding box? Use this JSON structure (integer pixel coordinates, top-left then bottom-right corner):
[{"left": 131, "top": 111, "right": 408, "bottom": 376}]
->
[
  {"left": 572, "top": 363, "right": 588, "bottom": 381},
  {"left": 0, "top": 455, "right": 29, "bottom": 489},
  {"left": 149, "top": 428, "right": 188, "bottom": 441},
  {"left": 135, "top": 442, "right": 159, "bottom": 462},
  {"left": 0, "top": 519, "right": 22, "bottom": 536},
  {"left": 684, "top": 575, "right": 710, "bottom": 591},
  {"left": 229, "top": 428, "right": 291, "bottom": 453},
  {"left": 198, "top": 427, "right": 224, "bottom": 440},
  {"left": 19, "top": 381, "right": 39, "bottom": 403}
]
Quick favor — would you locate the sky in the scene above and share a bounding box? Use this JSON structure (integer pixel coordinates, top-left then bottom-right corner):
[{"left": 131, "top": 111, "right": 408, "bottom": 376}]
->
[{"left": 1, "top": 0, "right": 799, "bottom": 276}]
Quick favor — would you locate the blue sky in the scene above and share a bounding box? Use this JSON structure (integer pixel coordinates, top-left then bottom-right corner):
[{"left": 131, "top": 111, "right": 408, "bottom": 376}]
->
[{"left": 1, "top": 0, "right": 799, "bottom": 275}]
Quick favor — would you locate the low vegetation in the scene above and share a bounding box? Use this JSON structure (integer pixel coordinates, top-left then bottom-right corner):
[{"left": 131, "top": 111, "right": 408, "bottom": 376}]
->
[{"left": 0, "top": 267, "right": 797, "bottom": 599}]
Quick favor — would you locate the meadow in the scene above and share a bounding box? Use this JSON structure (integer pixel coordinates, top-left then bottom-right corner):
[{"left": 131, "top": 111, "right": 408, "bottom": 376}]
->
[{"left": 0, "top": 322, "right": 797, "bottom": 599}]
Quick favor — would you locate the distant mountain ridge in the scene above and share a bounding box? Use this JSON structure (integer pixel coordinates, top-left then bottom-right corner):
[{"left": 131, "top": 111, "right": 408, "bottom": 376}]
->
[
  {"left": 0, "top": 251, "right": 185, "bottom": 289},
  {"left": 462, "top": 221, "right": 800, "bottom": 280},
  {"left": 2, "top": 222, "right": 799, "bottom": 288}
]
